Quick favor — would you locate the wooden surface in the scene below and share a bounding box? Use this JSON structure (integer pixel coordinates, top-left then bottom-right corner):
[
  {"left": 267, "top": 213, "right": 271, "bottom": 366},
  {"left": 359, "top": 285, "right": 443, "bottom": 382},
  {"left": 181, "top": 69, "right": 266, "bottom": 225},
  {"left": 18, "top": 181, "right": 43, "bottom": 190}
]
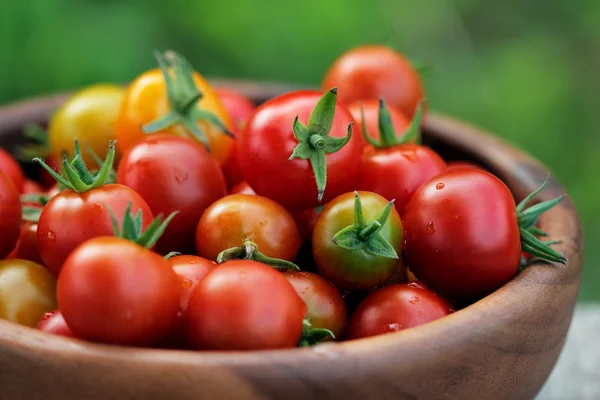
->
[{"left": 0, "top": 80, "right": 584, "bottom": 400}]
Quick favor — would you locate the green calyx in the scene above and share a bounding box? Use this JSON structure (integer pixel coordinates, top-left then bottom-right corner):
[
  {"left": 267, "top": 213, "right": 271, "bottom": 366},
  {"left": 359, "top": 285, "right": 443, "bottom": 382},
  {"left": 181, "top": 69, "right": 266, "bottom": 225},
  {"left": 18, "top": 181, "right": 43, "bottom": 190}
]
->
[
  {"left": 20, "top": 193, "right": 52, "bottom": 223},
  {"left": 297, "top": 319, "right": 335, "bottom": 347},
  {"left": 332, "top": 191, "right": 398, "bottom": 259},
  {"left": 105, "top": 202, "right": 178, "bottom": 249},
  {"left": 164, "top": 251, "right": 182, "bottom": 260},
  {"left": 33, "top": 139, "right": 116, "bottom": 193},
  {"left": 289, "top": 88, "right": 353, "bottom": 202},
  {"left": 142, "top": 50, "right": 233, "bottom": 152},
  {"left": 516, "top": 176, "right": 566, "bottom": 264},
  {"left": 216, "top": 240, "right": 300, "bottom": 272},
  {"left": 362, "top": 98, "right": 425, "bottom": 148},
  {"left": 16, "top": 123, "right": 49, "bottom": 162}
]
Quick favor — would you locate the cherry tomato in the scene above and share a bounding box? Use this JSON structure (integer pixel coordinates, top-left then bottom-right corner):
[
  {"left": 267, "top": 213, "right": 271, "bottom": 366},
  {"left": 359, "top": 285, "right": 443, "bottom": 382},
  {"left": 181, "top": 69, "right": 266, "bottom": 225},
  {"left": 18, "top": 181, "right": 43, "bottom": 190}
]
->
[
  {"left": 358, "top": 144, "right": 446, "bottom": 215},
  {"left": 196, "top": 194, "right": 301, "bottom": 262},
  {"left": 348, "top": 99, "right": 411, "bottom": 146},
  {"left": 22, "top": 179, "right": 44, "bottom": 194},
  {"left": 117, "top": 135, "right": 227, "bottom": 254},
  {"left": 48, "top": 84, "right": 124, "bottom": 167},
  {"left": 185, "top": 260, "right": 306, "bottom": 350},
  {"left": 115, "top": 60, "right": 233, "bottom": 165},
  {"left": 346, "top": 282, "right": 454, "bottom": 340},
  {"left": 37, "top": 184, "right": 154, "bottom": 275},
  {"left": 214, "top": 87, "right": 256, "bottom": 129},
  {"left": 0, "top": 259, "right": 57, "bottom": 327},
  {"left": 221, "top": 124, "right": 245, "bottom": 188},
  {"left": 0, "top": 171, "right": 21, "bottom": 259},
  {"left": 0, "top": 148, "right": 24, "bottom": 192},
  {"left": 283, "top": 271, "right": 347, "bottom": 338},
  {"left": 238, "top": 90, "right": 362, "bottom": 209},
  {"left": 58, "top": 237, "right": 181, "bottom": 345},
  {"left": 36, "top": 310, "right": 75, "bottom": 338},
  {"left": 10, "top": 223, "right": 44, "bottom": 265},
  {"left": 445, "top": 161, "right": 486, "bottom": 172},
  {"left": 229, "top": 180, "right": 255, "bottom": 195},
  {"left": 313, "top": 191, "right": 405, "bottom": 291},
  {"left": 403, "top": 169, "right": 522, "bottom": 300},
  {"left": 322, "top": 45, "right": 424, "bottom": 118}
]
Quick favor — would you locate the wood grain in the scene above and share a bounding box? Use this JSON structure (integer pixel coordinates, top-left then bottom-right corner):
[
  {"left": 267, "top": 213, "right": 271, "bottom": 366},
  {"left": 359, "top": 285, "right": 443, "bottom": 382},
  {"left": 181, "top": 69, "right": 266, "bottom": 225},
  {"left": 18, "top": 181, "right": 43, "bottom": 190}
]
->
[{"left": 0, "top": 81, "right": 583, "bottom": 400}]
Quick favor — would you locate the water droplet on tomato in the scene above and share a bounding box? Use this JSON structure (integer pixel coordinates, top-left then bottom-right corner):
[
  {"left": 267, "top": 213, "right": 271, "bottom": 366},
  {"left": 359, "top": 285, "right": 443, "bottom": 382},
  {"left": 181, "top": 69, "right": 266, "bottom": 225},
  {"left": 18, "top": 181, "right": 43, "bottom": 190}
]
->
[
  {"left": 176, "top": 310, "right": 183, "bottom": 318},
  {"left": 436, "top": 183, "right": 445, "bottom": 190},
  {"left": 47, "top": 230, "right": 56, "bottom": 242},
  {"left": 40, "top": 311, "right": 54, "bottom": 320},
  {"left": 426, "top": 222, "right": 435, "bottom": 235},
  {"left": 385, "top": 323, "right": 403, "bottom": 332},
  {"left": 259, "top": 220, "right": 267, "bottom": 227},
  {"left": 408, "top": 296, "right": 419, "bottom": 305},
  {"left": 408, "top": 281, "right": 426, "bottom": 290},
  {"left": 182, "top": 279, "right": 193, "bottom": 289}
]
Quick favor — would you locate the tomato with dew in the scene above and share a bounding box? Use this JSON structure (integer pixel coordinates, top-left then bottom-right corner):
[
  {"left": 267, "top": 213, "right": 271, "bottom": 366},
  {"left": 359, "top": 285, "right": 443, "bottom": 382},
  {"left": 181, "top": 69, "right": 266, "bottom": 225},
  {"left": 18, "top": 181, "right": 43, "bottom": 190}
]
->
[
  {"left": 36, "top": 310, "right": 75, "bottom": 338},
  {"left": 0, "top": 148, "right": 24, "bottom": 192}
]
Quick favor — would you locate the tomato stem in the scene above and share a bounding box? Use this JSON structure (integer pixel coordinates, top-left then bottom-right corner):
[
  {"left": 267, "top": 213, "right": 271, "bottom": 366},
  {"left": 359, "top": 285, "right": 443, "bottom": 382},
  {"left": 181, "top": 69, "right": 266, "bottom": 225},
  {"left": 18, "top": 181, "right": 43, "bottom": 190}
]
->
[
  {"left": 362, "top": 99, "right": 424, "bottom": 148},
  {"left": 297, "top": 319, "right": 335, "bottom": 347},
  {"left": 332, "top": 191, "right": 399, "bottom": 259},
  {"left": 288, "top": 88, "right": 354, "bottom": 202},
  {"left": 141, "top": 50, "right": 232, "bottom": 153},
  {"left": 217, "top": 240, "right": 300, "bottom": 272},
  {"left": 164, "top": 251, "right": 182, "bottom": 260}
]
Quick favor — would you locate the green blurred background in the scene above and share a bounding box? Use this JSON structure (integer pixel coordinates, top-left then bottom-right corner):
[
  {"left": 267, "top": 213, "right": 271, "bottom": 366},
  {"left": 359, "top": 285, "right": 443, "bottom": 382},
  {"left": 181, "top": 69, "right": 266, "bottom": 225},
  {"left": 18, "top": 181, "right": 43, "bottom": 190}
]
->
[{"left": 0, "top": 0, "right": 597, "bottom": 299}]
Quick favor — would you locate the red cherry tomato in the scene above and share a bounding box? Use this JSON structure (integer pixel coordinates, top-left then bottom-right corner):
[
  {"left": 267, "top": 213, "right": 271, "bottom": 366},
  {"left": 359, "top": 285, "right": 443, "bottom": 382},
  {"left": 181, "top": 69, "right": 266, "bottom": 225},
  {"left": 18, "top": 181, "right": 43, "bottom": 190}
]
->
[
  {"left": 322, "top": 45, "right": 424, "bottom": 118},
  {"left": 214, "top": 87, "right": 256, "bottom": 129},
  {"left": 238, "top": 90, "right": 362, "bottom": 209},
  {"left": 346, "top": 282, "right": 454, "bottom": 340},
  {"left": 348, "top": 99, "right": 411, "bottom": 146},
  {"left": 403, "top": 169, "right": 522, "bottom": 300},
  {"left": 229, "top": 180, "right": 255, "bottom": 195},
  {"left": 358, "top": 144, "right": 446, "bottom": 215},
  {"left": 196, "top": 194, "right": 301, "bottom": 262},
  {"left": 0, "top": 171, "right": 21, "bottom": 259},
  {"left": 117, "top": 135, "right": 227, "bottom": 254},
  {"left": 36, "top": 310, "right": 75, "bottom": 338},
  {"left": 10, "top": 223, "right": 44, "bottom": 265},
  {"left": 221, "top": 124, "right": 245, "bottom": 189},
  {"left": 58, "top": 237, "right": 181, "bottom": 345},
  {"left": 22, "top": 179, "right": 44, "bottom": 194},
  {"left": 37, "top": 184, "right": 154, "bottom": 275},
  {"left": 185, "top": 260, "right": 306, "bottom": 350},
  {"left": 283, "top": 271, "right": 347, "bottom": 338},
  {"left": 0, "top": 148, "right": 24, "bottom": 192}
]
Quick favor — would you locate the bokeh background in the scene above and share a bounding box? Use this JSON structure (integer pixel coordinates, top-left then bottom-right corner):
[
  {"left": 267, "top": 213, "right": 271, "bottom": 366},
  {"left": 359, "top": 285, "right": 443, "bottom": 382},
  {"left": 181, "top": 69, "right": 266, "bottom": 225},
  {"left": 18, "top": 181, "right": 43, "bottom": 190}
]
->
[{"left": 0, "top": 0, "right": 597, "bottom": 299}]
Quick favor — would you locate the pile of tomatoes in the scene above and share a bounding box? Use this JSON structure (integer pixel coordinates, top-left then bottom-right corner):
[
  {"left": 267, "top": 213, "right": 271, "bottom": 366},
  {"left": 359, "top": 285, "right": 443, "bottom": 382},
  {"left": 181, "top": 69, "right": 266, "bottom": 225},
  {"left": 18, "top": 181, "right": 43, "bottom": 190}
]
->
[{"left": 0, "top": 46, "right": 566, "bottom": 351}]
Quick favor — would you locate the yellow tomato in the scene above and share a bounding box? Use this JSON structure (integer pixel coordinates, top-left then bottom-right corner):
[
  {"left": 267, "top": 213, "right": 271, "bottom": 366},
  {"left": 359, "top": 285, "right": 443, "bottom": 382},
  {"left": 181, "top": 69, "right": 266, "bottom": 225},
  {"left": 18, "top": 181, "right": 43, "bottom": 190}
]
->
[
  {"left": 0, "top": 259, "right": 57, "bottom": 327},
  {"left": 48, "top": 84, "right": 124, "bottom": 167},
  {"left": 115, "top": 52, "right": 233, "bottom": 165}
]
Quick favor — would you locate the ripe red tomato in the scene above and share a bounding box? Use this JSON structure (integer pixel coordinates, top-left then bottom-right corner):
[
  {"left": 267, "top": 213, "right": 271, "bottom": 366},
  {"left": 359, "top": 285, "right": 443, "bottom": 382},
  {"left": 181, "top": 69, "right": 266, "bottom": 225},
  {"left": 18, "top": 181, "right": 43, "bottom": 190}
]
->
[
  {"left": 0, "top": 171, "right": 21, "bottom": 259},
  {"left": 23, "top": 179, "right": 44, "bottom": 194},
  {"left": 322, "top": 45, "right": 424, "bottom": 118},
  {"left": 358, "top": 143, "right": 446, "bottom": 216},
  {"left": 313, "top": 191, "right": 405, "bottom": 291},
  {"left": 238, "top": 90, "right": 362, "bottom": 209},
  {"left": 221, "top": 124, "right": 245, "bottom": 189},
  {"left": 348, "top": 99, "right": 411, "bottom": 146},
  {"left": 10, "top": 223, "right": 44, "bottom": 265},
  {"left": 214, "top": 87, "right": 256, "bottom": 129},
  {"left": 0, "top": 148, "right": 24, "bottom": 192},
  {"left": 403, "top": 169, "right": 522, "bottom": 300},
  {"left": 36, "top": 310, "right": 75, "bottom": 338},
  {"left": 37, "top": 184, "right": 154, "bottom": 275},
  {"left": 229, "top": 180, "right": 255, "bottom": 195},
  {"left": 117, "top": 135, "right": 227, "bottom": 254},
  {"left": 196, "top": 194, "right": 301, "bottom": 262},
  {"left": 283, "top": 271, "right": 347, "bottom": 338},
  {"left": 185, "top": 260, "right": 306, "bottom": 350},
  {"left": 58, "top": 237, "right": 181, "bottom": 345},
  {"left": 346, "top": 282, "right": 454, "bottom": 340}
]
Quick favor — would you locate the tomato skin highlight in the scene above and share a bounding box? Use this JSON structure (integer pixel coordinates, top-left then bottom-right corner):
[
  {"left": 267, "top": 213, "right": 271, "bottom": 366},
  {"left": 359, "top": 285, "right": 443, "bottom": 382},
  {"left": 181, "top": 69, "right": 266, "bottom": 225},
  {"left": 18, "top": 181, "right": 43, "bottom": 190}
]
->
[
  {"left": 0, "top": 171, "right": 21, "bottom": 259},
  {"left": 48, "top": 84, "right": 124, "bottom": 167},
  {"left": 117, "top": 135, "right": 227, "bottom": 254},
  {"left": 196, "top": 194, "right": 301, "bottom": 262},
  {"left": 358, "top": 144, "right": 447, "bottom": 216},
  {"left": 403, "top": 169, "right": 522, "bottom": 300},
  {"left": 0, "top": 148, "right": 24, "bottom": 193},
  {"left": 237, "top": 90, "right": 362, "bottom": 209},
  {"left": 185, "top": 260, "right": 306, "bottom": 350},
  {"left": 36, "top": 310, "right": 75, "bottom": 338},
  {"left": 313, "top": 191, "right": 405, "bottom": 291},
  {"left": 36, "top": 184, "right": 154, "bottom": 276},
  {"left": 214, "top": 87, "right": 256, "bottom": 129},
  {"left": 347, "top": 99, "right": 411, "bottom": 147},
  {"left": 283, "top": 271, "right": 347, "bottom": 339},
  {"left": 0, "top": 259, "right": 57, "bottom": 328},
  {"left": 57, "top": 237, "right": 181, "bottom": 346},
  {"left": 115, "top": 68, "right": 233, "bottom": 165},
  {"left": 322, "top": 45, "right": 424, "bottom": 118},
  {"left": 346, "top": 282, "right": 454, "bottom": 340}
]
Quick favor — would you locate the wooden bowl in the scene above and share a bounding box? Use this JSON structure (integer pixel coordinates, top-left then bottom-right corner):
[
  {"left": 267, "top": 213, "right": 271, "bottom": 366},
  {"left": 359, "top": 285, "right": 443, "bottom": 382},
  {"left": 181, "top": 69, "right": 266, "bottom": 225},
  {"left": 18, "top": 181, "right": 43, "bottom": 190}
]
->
[{"left": 0, "top": 80, "right": 583, "bottom": 400}]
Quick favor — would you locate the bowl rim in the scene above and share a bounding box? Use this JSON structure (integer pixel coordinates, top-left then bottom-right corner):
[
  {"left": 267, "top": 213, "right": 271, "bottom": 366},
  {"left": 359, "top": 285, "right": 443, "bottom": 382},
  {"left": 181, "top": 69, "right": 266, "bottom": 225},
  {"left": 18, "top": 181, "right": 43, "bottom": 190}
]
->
[{"left": 0, "top": 80, "right": 584, "bottom": 369}]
